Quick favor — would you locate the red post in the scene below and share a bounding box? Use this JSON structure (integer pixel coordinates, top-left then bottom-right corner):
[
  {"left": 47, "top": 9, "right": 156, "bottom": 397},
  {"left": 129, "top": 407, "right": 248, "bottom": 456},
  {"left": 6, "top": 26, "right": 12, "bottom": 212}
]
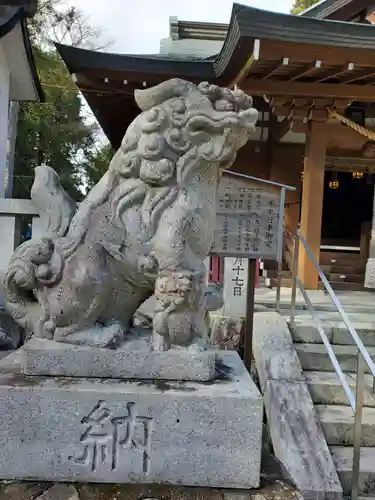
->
[{"left": 255, "top": 259, "right": 260, "bottom": 288}]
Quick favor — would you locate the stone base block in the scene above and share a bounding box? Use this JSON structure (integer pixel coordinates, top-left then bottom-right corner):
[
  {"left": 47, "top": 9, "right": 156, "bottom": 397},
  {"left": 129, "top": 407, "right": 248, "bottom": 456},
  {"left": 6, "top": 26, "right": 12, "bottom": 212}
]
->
[
  {"left": 23, "top": 334, "right": 216, "bottom": 381},
  {"left": 0, "top": 350, "right": 263, "bottom": 488},
  {"left": 209, "top": 315, "right": 243, "bottom": 351},
  {"left": 365, "top": 257, "right": 375, "bottom": 289}
]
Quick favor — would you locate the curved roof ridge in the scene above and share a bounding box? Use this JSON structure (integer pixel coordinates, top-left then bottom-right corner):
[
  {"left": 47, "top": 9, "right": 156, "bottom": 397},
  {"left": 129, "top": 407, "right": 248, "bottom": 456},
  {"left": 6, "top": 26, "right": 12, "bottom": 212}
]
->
[{"left": 0, "top": 5, "right": 44, "bottom": 101}]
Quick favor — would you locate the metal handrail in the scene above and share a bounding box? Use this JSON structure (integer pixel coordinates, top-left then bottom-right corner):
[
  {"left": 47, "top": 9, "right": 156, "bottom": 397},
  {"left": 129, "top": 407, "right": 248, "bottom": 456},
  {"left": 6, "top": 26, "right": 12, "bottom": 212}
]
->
[{"left": 288, "top": 226, "right": 375, "bottom": 500}]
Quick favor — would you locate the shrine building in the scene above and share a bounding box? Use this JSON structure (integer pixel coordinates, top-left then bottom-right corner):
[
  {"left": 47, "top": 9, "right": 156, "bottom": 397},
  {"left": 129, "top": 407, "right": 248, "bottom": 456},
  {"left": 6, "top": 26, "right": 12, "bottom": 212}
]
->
[{"left": 56, "top": 0, "right": 375, "bottom": 290}]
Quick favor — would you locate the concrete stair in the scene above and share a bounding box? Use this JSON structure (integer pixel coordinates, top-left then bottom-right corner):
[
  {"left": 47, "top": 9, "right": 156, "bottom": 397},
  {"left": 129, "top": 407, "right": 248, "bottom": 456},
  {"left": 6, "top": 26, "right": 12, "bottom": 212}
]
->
[
  {"left": 265, "top": 275, "right": 366, "bottom": 291},
  {"left": 296, "top": 344, "right": 375, "bottom": 373},
  {"left": 289, "top": 307, "right": 375, "bottom": 497},
  {"left": 331, "top": 447, "right": 375, "bottom": 497},
  {"left": 262, "top": 248, "right": 366, "bottom": 291}
]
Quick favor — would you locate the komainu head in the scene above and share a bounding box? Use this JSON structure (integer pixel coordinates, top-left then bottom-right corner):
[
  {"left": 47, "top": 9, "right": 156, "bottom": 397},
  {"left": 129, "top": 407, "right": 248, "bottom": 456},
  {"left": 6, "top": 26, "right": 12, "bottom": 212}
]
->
[{"left": 109, "top": 78, "right": 258, "bottom": 186}]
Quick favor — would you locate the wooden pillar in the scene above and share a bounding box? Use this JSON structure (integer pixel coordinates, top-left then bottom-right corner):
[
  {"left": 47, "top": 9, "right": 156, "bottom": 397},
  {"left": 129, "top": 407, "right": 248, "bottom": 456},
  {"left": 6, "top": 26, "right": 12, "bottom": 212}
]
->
[
  {"left": 0, "top": 46, "right": 10, "bottom": 198},
  {"left": 298, "top": 119, "right": 327, "bottom": 289}
]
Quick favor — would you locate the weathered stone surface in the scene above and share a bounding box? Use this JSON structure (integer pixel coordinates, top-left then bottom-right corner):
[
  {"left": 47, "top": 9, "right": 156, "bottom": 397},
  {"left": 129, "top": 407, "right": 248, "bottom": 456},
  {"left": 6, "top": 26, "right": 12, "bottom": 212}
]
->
[
  {"left": 296, "top": 343, "right": 375, "bottom": 373},
  {"left": 330, "top": 446, "right": 375, "bottom": 497},
  {"left": 0, "top": 308, "right": 21, "bottom": 349},
  {"left": 0, "top": 351, "right": 263, "bottom": 488},
  {"left": 253, "top": 312, "right": 303, "bottom": 391},
  {"left": 315, "top": 404, "right": 375, "bottom": 447},
  {"left": 77, "top": 484, "right": 224, "bottom": 500},
  {"left": 264, "top": 380, "right": 343, "bottom": 500},
  {"left": 23, "top": 336, "right": 216, "bottom": 381},
  {"left": 222, "top": 490, "right": 250, "bottom": 500},
  {"left": 134, "top": 286, "right": 224, "bottom": 330},
  {"left": 4, "top": 79, "right": 257, "bottom": 351},
  {"left": 0, "top": 348, "right": 23, "bottom": 374},
  {"left": 304, "top": 370, "right": 375, "bottom": 408},
  {"left": 36, "top": 484, "right": 79, "bottom": 500},
  {"left": 209, "top": 315, "right": 244, "bottom": 350},
  {"left": 365, "top": 257, "right": 375, "bottom": 289},
  {"left": 289, "top": 321, "right": 333, "bottom": 344},
  {"left": 252, "top": 312, "right": 343, "bottom": 500},
  {"left": 0, "top": 482, "right": 48, "bottom": 500}
]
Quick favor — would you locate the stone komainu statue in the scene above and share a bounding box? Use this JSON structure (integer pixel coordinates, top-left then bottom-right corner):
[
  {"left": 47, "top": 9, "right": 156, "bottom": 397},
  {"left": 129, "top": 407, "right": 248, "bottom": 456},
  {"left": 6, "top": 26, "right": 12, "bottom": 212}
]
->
[{"left": 4, "top": 79, "right": 257, "bottom": 349}]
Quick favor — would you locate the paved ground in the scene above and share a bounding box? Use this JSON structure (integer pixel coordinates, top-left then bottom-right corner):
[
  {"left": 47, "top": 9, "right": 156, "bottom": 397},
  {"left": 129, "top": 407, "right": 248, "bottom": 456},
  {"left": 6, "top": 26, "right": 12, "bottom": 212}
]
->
[
  {"left": 0, "top": 435, "right": 301, "bottom": 500},
  {"left": 0, "top": 480, "right": 302, "bottom": 500},
  {"left": 255, "top": 287, "right": 375, "bottom": 315}
]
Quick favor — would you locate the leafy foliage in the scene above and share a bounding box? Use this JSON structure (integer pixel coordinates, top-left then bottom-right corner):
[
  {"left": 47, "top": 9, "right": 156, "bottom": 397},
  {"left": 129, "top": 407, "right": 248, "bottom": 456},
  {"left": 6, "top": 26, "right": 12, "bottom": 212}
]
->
[
  {"left": 14, "top": 49, "right": 97, "bottom": 200},
  {"left": 27, "top": 0, "right": 112, "bottom": 49},
  {"left": 290, "top": 0, "right": 320, "bottom": 15},
  {"left": 85, "top": 143, "right": 115, "bottom": 190},
  {"left": 13, "top": 0, "right": 112, "bottom": 200}
]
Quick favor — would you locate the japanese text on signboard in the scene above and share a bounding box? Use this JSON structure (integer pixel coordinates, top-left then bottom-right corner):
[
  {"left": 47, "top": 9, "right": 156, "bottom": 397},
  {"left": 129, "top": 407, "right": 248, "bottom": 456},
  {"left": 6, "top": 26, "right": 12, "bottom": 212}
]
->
[{"left": 211, "top": 176, "right": 281, "bottom": 260}]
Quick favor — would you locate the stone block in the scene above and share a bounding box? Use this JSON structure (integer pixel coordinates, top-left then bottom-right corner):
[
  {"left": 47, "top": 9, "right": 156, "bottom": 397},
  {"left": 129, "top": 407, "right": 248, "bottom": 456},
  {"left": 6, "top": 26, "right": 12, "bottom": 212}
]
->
[
  {"left": 0, "top": 308, "right": 21, "bottom": 349},
  {"left": 76, "top": 484, "right": 224, "bottom": 500},
  {"left": 0, "top": 348, "right": 23, "bottom": 374},
  {"left": 0, "top": 482, "right": 48, "bottom": 500},
  {"left": 22, "top": 335, "right": 216, "bottom": 382},
  {"left": 0, "top": 351, "right": 263, "bottom": 488},
  {"left": 252, "top": 312, "right": 304, "bottom": 391},
  {"left": 365, "top": 257, "right": 375, "bottom": 289},
  {"left": 264, "top": 380, "right": 343, "bottom": 500},
  {"left": 209, "top": 315, "right": 244, "bottom": 350},
  {"left": 37, "top": 485, "right": 79, "bottom": 500},
  {"left": 330, "top": 446, "right": 375, "bottom": 497}
]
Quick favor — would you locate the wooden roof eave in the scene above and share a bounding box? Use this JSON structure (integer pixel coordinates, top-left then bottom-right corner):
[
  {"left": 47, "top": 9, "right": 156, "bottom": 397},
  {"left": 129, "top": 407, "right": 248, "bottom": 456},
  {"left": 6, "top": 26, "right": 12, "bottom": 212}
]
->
[
  {"left": 0, "top": 6, "right": 44, "bottom": 101},
  {"left": 56, "top": 5, "right": 375, "bottom": 94},
  {"left": 55, "top": 43, "right": 215, "bottom": 84},
  {"left": 55, "top": 3, "right": 375, "bottom": 147},
  {"left": 300, "top": 0, "right": 370, "bottom": 21}
]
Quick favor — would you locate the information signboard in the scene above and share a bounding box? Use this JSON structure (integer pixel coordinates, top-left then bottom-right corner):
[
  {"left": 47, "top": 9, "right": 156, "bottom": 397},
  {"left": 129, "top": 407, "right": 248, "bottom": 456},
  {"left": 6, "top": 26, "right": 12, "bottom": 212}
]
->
[{"left": 211, "top": 173, "right": 287, "bottom": 262}]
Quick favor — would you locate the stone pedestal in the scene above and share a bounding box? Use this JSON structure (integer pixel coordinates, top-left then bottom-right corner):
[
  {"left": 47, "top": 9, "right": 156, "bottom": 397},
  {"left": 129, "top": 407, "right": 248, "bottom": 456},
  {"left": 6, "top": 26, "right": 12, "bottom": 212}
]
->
[
  {"left": 365, "top": 185, "right": 375, "bottom": 288},
  {"left": 0, "top": 350, "right": 262, "bottom": 488},
  {"left": 23, "top": 336, "right": 216, "bottom": 382}
]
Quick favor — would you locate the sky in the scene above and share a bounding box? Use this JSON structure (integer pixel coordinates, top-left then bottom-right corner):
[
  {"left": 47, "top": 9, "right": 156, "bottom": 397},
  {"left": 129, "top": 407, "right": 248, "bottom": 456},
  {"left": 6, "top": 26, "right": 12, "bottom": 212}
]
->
[{"left": 67, "top": 0, "right": 293, "bottom": 54}]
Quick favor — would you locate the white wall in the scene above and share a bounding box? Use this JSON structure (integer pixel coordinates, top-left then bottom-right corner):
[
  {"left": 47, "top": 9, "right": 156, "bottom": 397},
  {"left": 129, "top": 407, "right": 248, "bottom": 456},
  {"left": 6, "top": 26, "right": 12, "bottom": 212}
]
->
[
  {"left": 160, "top": 37, "right": 223, "bottom": 58},
  {"left": 0, "top": 44, "right": 10, "bottom": 199}
]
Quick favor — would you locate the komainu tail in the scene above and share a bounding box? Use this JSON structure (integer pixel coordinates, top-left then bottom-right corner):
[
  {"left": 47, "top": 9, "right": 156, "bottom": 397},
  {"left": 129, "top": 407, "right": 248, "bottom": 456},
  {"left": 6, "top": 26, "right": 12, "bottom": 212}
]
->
[
  {"left": 3, "top": 165, "right": 77, "bottom": 334},
  {"left": 31, "top": 165, "right": 77, "bottom": 238}
]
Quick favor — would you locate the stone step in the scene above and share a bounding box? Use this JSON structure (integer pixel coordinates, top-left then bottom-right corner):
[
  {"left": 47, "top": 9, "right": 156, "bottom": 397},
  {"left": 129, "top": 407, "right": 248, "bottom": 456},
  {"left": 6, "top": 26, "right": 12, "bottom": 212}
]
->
[
  {"left": 321, "top": 265, "right": 365, "bottom": 275},
  {"left": 320, "top": 251, "right": 360, "bottom": 265},
  {"left": 262, "top": 266, "right": 364, "bottom": 279},
  {"left": 304, "top": 371, "right": 375, "bottom": 408},
  {"left": 329, "top": 273, "right": 365, "bottom": 283},
  {"left": 36, "top": 484, "right": 79, "bottom": 500},
  {"left": 296, "top": 344, "right": 375, "bottom": 373},
  {"left": 265, "top": 277, "right": 292, "bottom": 288},
  {"left": 259, "top": 260, "right": 288, "bottom": 271},
  {"left": 315, "top": 404, "right": 375, "bottom": 446},
  {"left": 290, "top": 321, "right": 375, "bottom": 346},
  {"left": 330, "top": 446, "right": 375, "bottom": 496},
  {"left": 318, "top": 281, "right": 366, "bottom": 292},
  {"left": 265, "top": 277, "right": 365, "bottom": 291},
  {"left": 261, "top": 269, "right": 292, "bottom": 279}
]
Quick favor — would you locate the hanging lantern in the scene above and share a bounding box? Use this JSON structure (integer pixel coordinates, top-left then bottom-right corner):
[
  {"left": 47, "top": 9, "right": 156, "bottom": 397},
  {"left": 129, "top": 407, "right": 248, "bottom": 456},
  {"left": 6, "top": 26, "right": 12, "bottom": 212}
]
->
[
  {"left": 329, "top": 180, "right": 339, "bottom": 189},
  {"left": 329, "top": 172, "right": 339, "bottom": 189},
  {"left": 352, "top": 171, "right": 364, "bottom": 179}
]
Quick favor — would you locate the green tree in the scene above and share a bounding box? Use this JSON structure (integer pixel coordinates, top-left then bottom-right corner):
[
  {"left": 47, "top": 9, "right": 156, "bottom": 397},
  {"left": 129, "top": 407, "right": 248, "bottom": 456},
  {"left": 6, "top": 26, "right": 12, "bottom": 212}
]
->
[
  {"left": 84, "top": 143, "right": 114, "bottom": 190},
  {"left": 13, "top": 0, "right": 111, "bottom": 200},
  {"left": 14, "top": 50, "right": 97, "bottom": 200},
  {"left": 290, "top": 0, "right": 320, "bottom": 14},
  {"left": 28, "top": 0, "right": 111, "bottom": 49}
]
